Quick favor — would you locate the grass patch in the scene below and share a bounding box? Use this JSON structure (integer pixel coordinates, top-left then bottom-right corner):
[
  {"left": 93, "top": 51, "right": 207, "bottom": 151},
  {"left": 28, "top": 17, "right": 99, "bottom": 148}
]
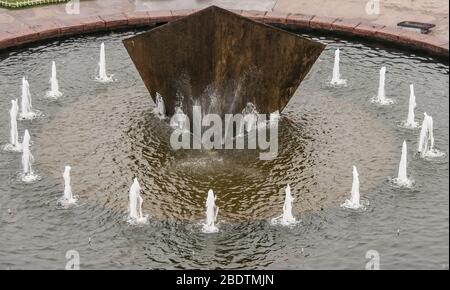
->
[{"left": 0, "top": 0, "right": 69, "bottom": 9}]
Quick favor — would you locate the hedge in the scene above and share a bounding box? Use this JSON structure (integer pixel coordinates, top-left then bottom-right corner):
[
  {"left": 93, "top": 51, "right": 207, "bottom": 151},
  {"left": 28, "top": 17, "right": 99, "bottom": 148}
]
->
[{"left": 0, "top": 0, "right": 70, "bottom": 9}]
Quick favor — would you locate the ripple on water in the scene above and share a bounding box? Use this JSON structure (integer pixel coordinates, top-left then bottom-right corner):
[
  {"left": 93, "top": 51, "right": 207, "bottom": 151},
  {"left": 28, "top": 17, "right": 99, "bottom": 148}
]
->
[{"left": 0, "top": 30, "right": 447, "bottom": 269}]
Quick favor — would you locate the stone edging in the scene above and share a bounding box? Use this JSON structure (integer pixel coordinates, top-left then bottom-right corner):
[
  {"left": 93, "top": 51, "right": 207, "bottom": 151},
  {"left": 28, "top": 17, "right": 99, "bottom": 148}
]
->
[{"left": 0, "top": 9, "right": 448, "bottom": 58}]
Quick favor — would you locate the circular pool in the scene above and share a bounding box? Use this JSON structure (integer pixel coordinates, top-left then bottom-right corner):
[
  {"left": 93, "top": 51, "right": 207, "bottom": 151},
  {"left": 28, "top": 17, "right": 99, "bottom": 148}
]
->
[{"left": 0, "top": 29, "right": 448, "bottom": 269}]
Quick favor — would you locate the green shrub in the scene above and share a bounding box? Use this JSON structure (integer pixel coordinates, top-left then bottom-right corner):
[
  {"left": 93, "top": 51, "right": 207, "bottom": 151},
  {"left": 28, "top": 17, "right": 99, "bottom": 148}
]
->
[{"left": 0, "top": 0, "right": 70, "bottom": 9}]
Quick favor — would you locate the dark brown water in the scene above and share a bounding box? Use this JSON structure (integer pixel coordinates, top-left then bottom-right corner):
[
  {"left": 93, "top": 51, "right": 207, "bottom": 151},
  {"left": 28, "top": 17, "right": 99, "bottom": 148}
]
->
[{"left": 0, "top": 30, "right": 448, "bottom": 269}]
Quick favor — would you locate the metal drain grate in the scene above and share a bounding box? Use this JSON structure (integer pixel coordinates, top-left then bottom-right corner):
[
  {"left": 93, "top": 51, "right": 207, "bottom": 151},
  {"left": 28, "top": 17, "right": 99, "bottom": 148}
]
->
[{"left": 397, "top": 21, "right": 436, "bottom": 34}]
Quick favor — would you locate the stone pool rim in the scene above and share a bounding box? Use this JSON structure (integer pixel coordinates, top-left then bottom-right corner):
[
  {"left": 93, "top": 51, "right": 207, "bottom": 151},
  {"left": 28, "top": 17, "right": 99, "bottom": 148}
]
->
[{"left": 0, "top": 9, "right": 448, "bottom": 59}]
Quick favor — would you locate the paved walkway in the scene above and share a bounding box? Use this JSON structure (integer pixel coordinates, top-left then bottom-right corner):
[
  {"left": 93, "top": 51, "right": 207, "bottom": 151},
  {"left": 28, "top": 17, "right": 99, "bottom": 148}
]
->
[
  {"left": 0, "top": 0, "right": 448, "bottom": 56},
  {"left": 275, "top": 0, "right": 449, "bottom": 39}
]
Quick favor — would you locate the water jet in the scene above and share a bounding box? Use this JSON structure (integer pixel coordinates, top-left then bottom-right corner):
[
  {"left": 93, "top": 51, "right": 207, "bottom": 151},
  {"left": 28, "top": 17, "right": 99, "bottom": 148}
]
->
[
  {"left": 58, "top": 165, "right": 77, "bottom": 206},
  {"left": 392, "top": 141, "right": 413, "bottom": 187},
  {"left": 403, "top": 84, "right": 418, "bottom": 128},
  {"left": 330, "top": 49, "right": 347, "bottom": 86},
  {"left": 418, "top": 112, "right": 445, "bottom": 158},
  {"left": 21, "top": 129, "right": 39, "bottom": 182},
  {"left": 371, "top": 67, "right": 394, "bottom": 105},
  {"left": 95, "top": 43, "right": 114, "bottom": 83},
  {"left": 45, "top": 61, "right": 63, "bottom": 99},
  {"left": 341, "top": 166, "right": 366, "bottom": 209},
  {"left": 128, "top": 178, "right": 148, "bottom": 224},
  {"left": 19, "top": 77, "right": 39, "bottom": 120},
  {"left": 202, "top": 189, "right": 219, "bottom": 233},
  {"left": 3, "top": 99, "right": 22, "bottom": 152},
  {"left": 271, "top": 184, "right": 298, "bottom": 226}
]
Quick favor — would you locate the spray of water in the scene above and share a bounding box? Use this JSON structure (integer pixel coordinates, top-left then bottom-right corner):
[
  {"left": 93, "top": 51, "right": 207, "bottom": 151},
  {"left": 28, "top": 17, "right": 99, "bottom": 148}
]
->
[
  {"left": 127, "top": 178, "right": 148, "bottom": 224},
  {"left": 19, "top": 77, "right": 39, "bottom": 119},
  {"left": 3, "top": 99, "right": 22, "bottom": 152},
  {"left": 397, "top": 141, "right": 408, "bottom": 182},
  {"left": 418, "top": 113, "right": 445, "bottom": 158},
  {"left": 242, "top": 103, "right": 258, "bottom": 133},
  {"left": 45, "top": 61, "right": 63, "bottom": 99},
  {"left": 330, "top": 49, "right": 347, "bottom": 86},
  {"left": 392, "top": 141, "right": 413, "bottom": 187},
  {"left": 341, "top": 166, "right": 367, "bottom": 209},
  {"left": 21, "top": 129, "right": 39, "bottom": 182},
  {"left": 170, "top": 106, "right": 189, "bottom": 132},
  {"left": 202, "top": 189, "right": 219, "bottom": 233},
  {"left": 154, "top": 92, "right": 166, "bottom": 119},
  {"left": 371, "top": 67, "right": 394, "bottom": 105},
  {"left": 58, "top": 166, "right": 78, "bottom": 206},
  {"left": 270, "top": 110, "right": 280, "bottom": 126},
  {"left": 95, "top": 43, "right": 114, "bottom": 82},
  {"left": 271, "top": 184, "right": 298, "bottom": 226},
  {"left": 403, "top": 84, "right": 418, "bottom": 128}
]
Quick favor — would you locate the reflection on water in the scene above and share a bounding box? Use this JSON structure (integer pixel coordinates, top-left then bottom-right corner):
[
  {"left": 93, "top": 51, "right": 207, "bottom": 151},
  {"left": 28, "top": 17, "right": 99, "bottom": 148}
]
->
[
  {"left": 35, "top": 84, "right": 397, "bottom": 221},
  {"left": 0, "top": 30, "right": 448, "bottom": 269}
]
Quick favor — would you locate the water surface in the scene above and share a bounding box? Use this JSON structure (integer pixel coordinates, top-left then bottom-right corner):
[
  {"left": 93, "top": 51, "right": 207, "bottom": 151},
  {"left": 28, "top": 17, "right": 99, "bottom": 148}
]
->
[{"left": 0, "top": 30, "right": 448, "bottom": 269}]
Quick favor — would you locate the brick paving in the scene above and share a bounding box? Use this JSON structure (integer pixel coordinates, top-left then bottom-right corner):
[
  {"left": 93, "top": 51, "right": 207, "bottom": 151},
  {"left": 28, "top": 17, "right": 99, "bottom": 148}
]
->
[{"left": 0, "top": 0, "right": 448, "bottom": 56}]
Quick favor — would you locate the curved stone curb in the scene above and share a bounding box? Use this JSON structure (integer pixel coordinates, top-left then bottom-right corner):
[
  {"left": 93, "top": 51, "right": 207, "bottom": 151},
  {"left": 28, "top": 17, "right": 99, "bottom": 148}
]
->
[{"left": 0, "top": 9, "right": 448, "bottom": 58}]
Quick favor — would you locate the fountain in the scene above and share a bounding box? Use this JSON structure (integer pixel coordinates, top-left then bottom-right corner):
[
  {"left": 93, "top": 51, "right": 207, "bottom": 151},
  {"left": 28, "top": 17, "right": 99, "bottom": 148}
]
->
[
  {"left": 270, "top": 110, "right": 280, "bottom": 126},
  {"left": 127, "top": 178, "right": 148, "bottom": 224},
  {"left": 45, "top": 61, "right": 63, "bottom": 99},
  {"left": 341, "top": 166, "right": 366, "bottom": 209},
  {"left": 21, "top": 129, "right": 39, "bottom": 182},
  {"left": 19, "top": 77, "right": 38, "bottom": 119},
  {"left": 392, "top": 141, "right": 413, "bottom": 187},
  {"left": 170, "top": 106, "right": 189, "bottom": 132},
  {"left": 241, "top": 102, "right": 258, "bottom": 133},
  {"left": 330, "top": 48, "right": 347, "bottom": 86},
  {"left": 3, "top": 99, "right": 22, "bottom": 152},
  {"left": 95, "top": 42, "right": 114, "bottom": 82},
  {"left": 418, "top": 113, "right": 445, "bottom": 158},
  {"left": 58, "top": 166, "right": 77, "bottom": 206},
  {"left": 202, "top": 189, "right": 219, "bottom": 233},
  {"left": 402, "top": 84, "right": 418, "bottom": 128},
  {"left": 123, "top": 6, "right": 325, "bottom": 122},
  {"left": 154, "top": 92, "right": 166, "bottom": 119},
  {"left": 371, "top": 67, "right": 394, "bottom": 105},
  {"left": 271, "top": 184, "right": 298, "bottom": 226},
  {"left": 418, "top": 112, "right": 433, "bottom": 156}
]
